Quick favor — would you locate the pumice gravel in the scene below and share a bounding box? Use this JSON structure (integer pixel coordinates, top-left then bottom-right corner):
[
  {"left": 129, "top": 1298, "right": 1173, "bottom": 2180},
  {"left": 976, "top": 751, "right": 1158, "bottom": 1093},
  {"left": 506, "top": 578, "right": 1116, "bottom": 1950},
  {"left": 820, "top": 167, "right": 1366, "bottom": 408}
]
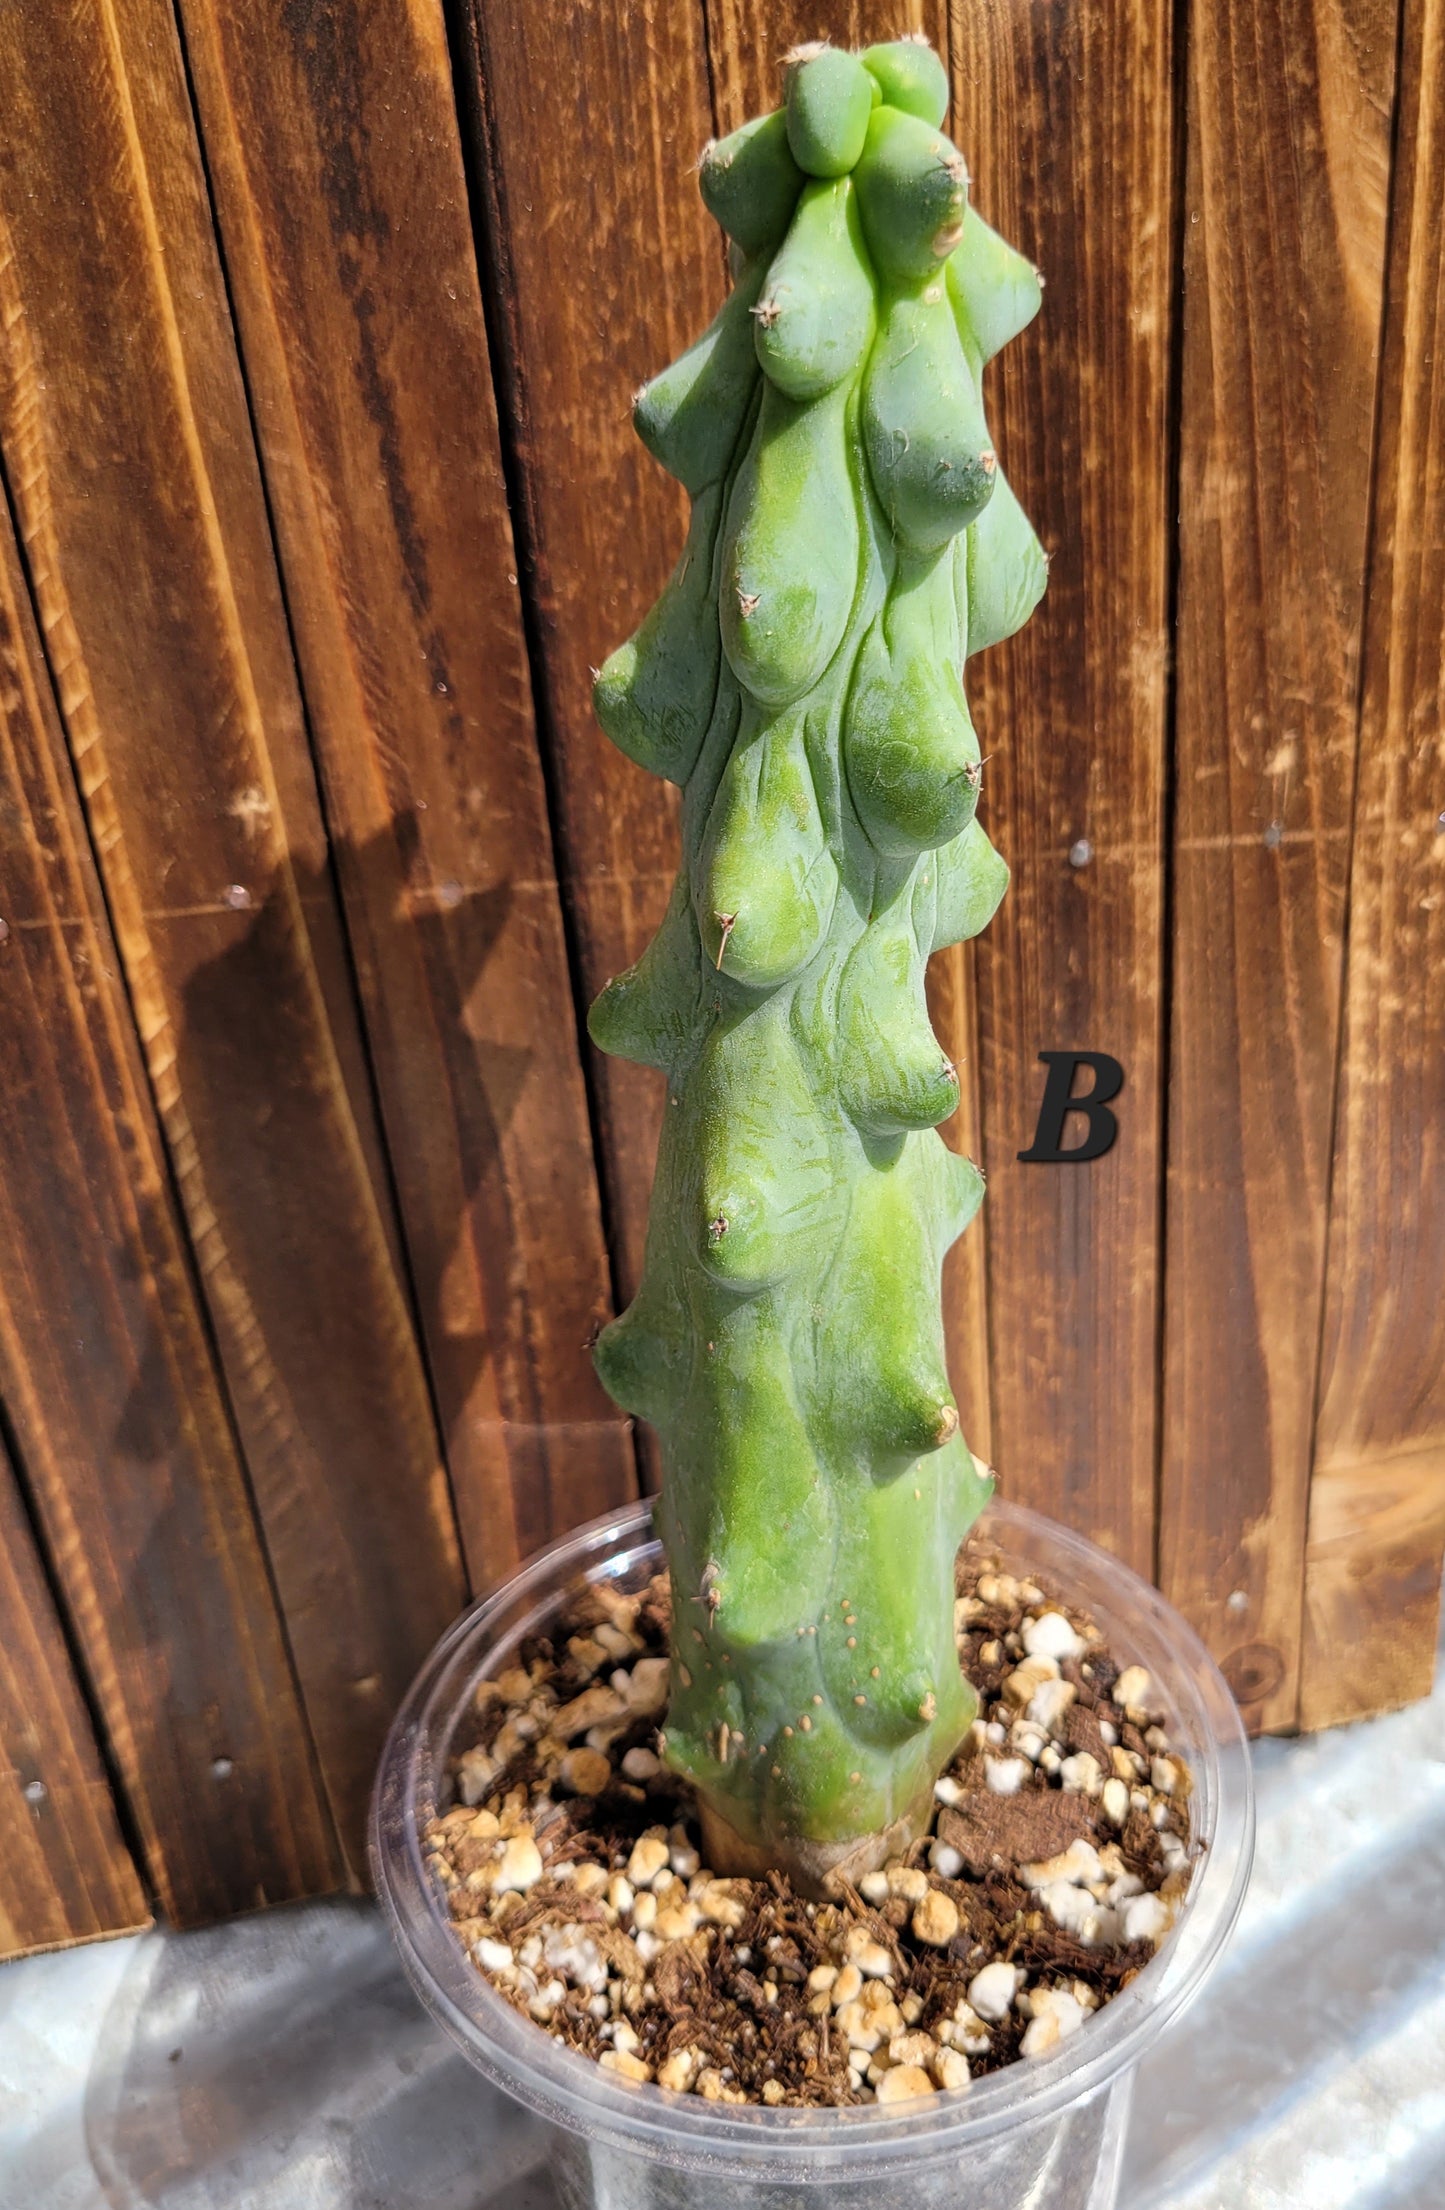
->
[{"left": 421, "top": 1539, "right": 1195, "bottom": 2108}]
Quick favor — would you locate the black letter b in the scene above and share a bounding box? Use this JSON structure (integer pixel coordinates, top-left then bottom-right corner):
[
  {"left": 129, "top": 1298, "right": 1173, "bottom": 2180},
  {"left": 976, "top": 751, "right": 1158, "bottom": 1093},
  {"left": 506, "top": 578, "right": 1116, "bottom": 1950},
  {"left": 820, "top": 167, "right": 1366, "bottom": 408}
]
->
[{"left": 1017, "top": 1052, "right": 1124, "bottom": 1163}]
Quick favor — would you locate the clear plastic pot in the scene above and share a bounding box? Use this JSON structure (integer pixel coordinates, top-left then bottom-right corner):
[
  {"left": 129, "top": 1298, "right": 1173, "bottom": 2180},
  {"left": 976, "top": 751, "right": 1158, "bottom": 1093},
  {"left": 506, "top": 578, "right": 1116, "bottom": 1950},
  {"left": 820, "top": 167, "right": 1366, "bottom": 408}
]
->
[{"left": 372, "top": 1498, "right": 1254, "bottom": 2210}]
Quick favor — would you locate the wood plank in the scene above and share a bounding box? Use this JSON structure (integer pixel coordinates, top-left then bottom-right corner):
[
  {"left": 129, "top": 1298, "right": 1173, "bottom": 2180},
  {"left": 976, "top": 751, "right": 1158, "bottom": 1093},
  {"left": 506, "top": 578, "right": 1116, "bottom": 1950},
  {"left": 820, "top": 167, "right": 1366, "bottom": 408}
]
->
[
  {"left": 1300, "top": 0, "right": 1445, "bottom": 1730},
  {"left": 1159, "top": 0, "right": 1397, "bottom": 1728},
  {"left": 173, "top": 0, "right": 635, "bottom": 1577},
  {"left": 706, "top": 0, "right": 997, "bottom": 1457},
  {"left": 0, "top": 1433, "right": 150, "bottom": 1960},
  {"left": 947, "top": 0, "right": 1174, "bottom": 1571},
  {"left": 0, "top": 498, "right": 342, "bottom": 1926},
  {"left": 0, "top": 0, "right": 464, "bottom": 1870},
  {"left": 453, "top": 0, "right": 718, "bottom": 1305}
]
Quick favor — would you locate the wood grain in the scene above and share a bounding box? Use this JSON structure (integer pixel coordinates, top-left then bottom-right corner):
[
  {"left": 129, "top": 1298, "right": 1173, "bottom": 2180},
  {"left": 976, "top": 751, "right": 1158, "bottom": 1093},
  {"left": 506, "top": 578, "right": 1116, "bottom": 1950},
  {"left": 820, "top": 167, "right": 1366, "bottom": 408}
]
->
[
  {"left": 0, "top": 0, "right": 465, "bottom": 1872},
  {"left": 173, "top": 0, "right": 635, "bottom": 1579},
  {"left": 1300, "top": 0, "right": 1445, "bottom": 1729},
  {"left": 1159, "top": 0, "right": 1397, "bottom": 1728},
  {"left": 454, "top": 0, "right": 718, "bottom": 1307},
  {"left": 0, "top": 498, "right": 342, "bottom": 1926},
  {"left": 0, "top": 1432, "right": 150, "bottom": 1959},
  {"left": 947, "top": 0, "right": 1173, "bottom": 1572}
]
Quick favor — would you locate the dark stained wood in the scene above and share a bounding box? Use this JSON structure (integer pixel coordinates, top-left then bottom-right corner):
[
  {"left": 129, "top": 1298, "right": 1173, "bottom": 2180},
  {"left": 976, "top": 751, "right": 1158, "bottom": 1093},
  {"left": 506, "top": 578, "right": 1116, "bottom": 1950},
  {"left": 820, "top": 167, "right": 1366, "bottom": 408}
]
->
[
  {"left": 947, "top": 0, "right": 1173, "bottom": 1573},
  {"left": 0, "top": 1435, "right": 150, "bottom": 1959},
  {"left": 0, "top": 0, "right": 465, "bottom": 1871},
  {"left": 454, "top": 0, "right": 718, "bottom": 1305},
  {"left": 1300, "top": 0, "right": 1445, "bottom": 1728},
  {"left": 173, "top": 0, "right": 635, "bottom": 1579},
  {"left": 0, "top": 499, "right": 343, "bottom": 1926},
  {"left": 1159, "top": 0, "right": 1398, "bottom": 1730}
]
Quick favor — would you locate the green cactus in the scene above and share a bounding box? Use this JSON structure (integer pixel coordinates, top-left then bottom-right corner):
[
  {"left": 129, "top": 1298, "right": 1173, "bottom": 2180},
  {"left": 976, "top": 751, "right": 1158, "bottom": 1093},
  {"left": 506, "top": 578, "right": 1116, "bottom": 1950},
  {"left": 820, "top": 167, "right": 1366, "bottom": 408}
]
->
[{"left": 589, "top": 36, "right": 1046, "bottom": 1888}]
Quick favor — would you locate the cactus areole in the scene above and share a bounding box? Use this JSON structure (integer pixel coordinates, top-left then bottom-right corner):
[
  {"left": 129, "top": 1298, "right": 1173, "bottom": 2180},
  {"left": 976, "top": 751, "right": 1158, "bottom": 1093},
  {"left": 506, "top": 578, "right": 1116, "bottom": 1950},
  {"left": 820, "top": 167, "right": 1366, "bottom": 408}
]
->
[{"left": 588, "top": 36, "right": 1047, "bottom": 1891}]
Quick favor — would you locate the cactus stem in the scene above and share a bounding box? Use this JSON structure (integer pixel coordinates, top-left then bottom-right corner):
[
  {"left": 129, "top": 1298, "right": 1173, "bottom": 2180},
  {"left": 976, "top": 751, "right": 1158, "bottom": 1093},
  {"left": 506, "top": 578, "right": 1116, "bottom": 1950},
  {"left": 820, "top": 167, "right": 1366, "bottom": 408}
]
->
[{"left": 590, "top": 48, "right": 1045, "bottom": 1886}]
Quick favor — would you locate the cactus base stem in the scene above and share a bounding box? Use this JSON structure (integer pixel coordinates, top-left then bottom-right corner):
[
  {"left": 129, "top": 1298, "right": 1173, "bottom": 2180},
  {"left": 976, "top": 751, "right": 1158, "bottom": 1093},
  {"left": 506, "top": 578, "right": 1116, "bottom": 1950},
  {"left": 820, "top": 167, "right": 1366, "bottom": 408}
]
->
[
  {"left": 699, "top": 1792, "right": 932, "bottom": 1900},
  {"left": 590, "top": 33, "right": 1045, "bottom": 1876}
]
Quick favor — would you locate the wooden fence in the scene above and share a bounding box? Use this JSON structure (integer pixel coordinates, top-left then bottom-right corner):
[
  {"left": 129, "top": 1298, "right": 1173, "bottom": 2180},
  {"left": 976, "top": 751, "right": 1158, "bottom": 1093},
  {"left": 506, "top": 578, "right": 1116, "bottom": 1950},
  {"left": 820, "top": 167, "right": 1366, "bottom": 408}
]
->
[{"left": 0, "top": 0, "right": 1440, "bottom": 1957}]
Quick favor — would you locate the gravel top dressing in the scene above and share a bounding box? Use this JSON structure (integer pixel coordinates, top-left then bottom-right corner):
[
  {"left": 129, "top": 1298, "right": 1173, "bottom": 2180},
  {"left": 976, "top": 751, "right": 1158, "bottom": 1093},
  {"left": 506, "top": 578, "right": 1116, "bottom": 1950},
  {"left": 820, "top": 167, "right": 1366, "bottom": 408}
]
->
[{"left": 421, "top": 1539, "right": 1195, "bottom": 2110}]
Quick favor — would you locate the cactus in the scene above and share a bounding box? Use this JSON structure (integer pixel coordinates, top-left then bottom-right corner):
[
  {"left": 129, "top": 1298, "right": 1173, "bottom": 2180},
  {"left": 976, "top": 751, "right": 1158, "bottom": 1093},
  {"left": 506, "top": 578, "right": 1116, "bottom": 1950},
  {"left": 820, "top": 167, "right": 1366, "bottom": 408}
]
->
[{"left": 589, "top": 36, "right": 1046, "bottom": 1889}]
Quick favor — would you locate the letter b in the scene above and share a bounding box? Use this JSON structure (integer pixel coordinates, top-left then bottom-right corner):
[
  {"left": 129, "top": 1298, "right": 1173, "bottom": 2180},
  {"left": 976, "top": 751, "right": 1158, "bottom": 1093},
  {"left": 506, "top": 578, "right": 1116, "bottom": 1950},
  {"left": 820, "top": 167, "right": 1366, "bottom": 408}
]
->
[{"left": 1017, "top": 1052, "right": 1124, "bottom": 1164}]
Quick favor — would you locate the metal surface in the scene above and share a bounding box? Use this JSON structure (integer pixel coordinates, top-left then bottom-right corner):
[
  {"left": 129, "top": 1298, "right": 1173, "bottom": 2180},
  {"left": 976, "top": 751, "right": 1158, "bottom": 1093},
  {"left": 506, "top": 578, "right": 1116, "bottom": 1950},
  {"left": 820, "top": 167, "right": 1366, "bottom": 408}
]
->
[{"left": 3, "top": 1655, "right": 1442, "bottom": 2210}]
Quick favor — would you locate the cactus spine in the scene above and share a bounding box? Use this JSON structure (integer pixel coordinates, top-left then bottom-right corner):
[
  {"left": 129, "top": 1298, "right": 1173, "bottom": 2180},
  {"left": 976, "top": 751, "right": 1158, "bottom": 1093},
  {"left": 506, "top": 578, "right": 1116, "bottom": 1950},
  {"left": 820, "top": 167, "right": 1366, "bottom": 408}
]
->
[{"left": 589, "top": 37, "right": 1046, "bottom": 1888}]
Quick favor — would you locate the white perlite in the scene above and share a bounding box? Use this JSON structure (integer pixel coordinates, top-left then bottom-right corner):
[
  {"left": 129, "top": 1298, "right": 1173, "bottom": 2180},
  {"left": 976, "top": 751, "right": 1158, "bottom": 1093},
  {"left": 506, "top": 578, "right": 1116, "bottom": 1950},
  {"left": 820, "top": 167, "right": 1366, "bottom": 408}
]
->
[
  {"left": 1026, "top": 1677, "right": 1079, "bottom": 1735},
  {"left": 1022, "top": 1610, "right": 1085, "bottom": 1663},
  {"left": 1042, "top": 1881, "right": 1116, "bottom": 1946},
  {"left": 1120, "top": 1891, "right": 1173, "bottom": 1946},
  {"left": 493, "top": 1835, "right": 543, "bottom": 1893},
  {"left": 1022, "top": 1986, "right": 1088, "bottom": 2057},
  {"left": 1020, "top": 1839, "right": 1102, "bottom": 1891},
  {"left": 967, "top": 1960, "right": 1023, "bottom": 2022},
  {"left": 1101, "top": 1776, "right": 1131, "bottom": 1826}
]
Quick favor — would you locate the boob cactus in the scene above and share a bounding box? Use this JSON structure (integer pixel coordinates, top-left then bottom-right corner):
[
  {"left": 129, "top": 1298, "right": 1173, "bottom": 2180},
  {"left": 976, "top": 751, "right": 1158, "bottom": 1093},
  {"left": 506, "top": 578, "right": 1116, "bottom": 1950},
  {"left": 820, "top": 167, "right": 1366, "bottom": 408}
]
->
[{"left": 589, "top": 36, "right": 1046, "bottom": 1889}]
